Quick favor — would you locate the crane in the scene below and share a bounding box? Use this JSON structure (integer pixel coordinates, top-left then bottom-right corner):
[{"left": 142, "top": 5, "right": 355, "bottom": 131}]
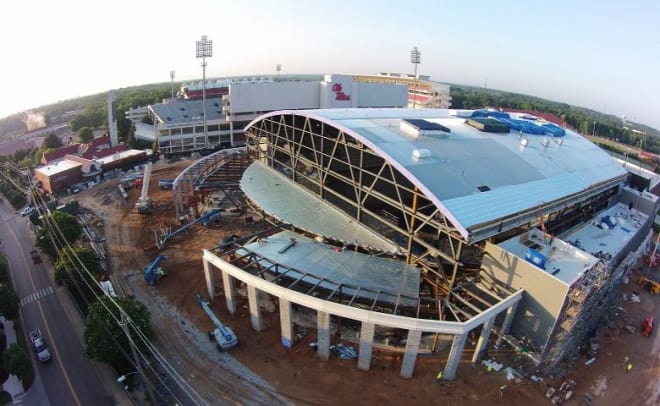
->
[{"left": 136, "top": 162, "right": 153, "bottom": 214}]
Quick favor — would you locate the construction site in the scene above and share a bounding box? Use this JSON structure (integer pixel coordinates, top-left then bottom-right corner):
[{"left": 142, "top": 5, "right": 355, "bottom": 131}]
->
[{"left": 74, "top": 108, "right": 659, "bottom": 405}]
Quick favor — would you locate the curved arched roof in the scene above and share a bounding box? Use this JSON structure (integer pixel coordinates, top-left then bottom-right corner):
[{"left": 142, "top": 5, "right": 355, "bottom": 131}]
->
[{"left": 246, "top": 108, "right": 627, "bottom": 240}]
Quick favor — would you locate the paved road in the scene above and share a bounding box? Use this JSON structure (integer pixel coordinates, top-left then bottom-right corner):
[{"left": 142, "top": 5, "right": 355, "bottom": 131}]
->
[{"left": 0, "top": 204, "right": 114, "bottom": 405}]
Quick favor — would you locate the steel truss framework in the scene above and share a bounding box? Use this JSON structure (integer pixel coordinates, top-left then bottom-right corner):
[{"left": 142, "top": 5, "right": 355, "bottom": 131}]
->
[
  {"left": 172, "top": 147, "right": 249, "bottom": 220},
  {"left": 246, "top": 113, "right": 473, "bottom": 298},
  {"left": 216, "top": 237, "right": 514, "bottom": 322}
]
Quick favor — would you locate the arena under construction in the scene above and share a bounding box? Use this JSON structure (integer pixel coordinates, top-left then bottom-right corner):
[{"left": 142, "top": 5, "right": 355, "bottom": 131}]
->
[{"left": 167, "top": 108, "right": 657, "bottom": 379}]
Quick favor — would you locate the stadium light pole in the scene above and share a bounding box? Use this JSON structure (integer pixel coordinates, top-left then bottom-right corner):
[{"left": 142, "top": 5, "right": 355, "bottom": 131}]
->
[
  {"left": 170, "top": 70, "right": 175, "bottom": 101},
  {"left": 410, "top": 46, "right": 421, "bottom": 109},
  {"left": 196, "top": 35, "right": 213, "bottom": 148}
]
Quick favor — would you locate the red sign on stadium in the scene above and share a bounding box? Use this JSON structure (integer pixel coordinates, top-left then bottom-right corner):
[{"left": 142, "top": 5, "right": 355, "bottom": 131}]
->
[{"left": 332, "top": 83, "right": 350, "bottom": 101}]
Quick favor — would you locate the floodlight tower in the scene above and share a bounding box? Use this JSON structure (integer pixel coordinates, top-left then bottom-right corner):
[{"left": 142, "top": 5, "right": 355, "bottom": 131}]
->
[
  {"left": 196, "top": 35, "right": 213, "bottom": 147},
  {"left": 170, "top": 70, "right": 175, "bottom": 101},
  {"left": 410, "top": 46, "right": 421, "bottom": 108}
]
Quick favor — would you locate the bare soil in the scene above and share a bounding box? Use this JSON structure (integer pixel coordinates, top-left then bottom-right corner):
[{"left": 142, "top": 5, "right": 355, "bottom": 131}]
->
[{"left": 73, "top": 160, "right": 660, "bottom": 406}]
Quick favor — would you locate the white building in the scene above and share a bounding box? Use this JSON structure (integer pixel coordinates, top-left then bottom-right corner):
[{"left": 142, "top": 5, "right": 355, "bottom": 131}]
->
[{"left": 127, "top": 74, "right": 408, "bottom": 155}]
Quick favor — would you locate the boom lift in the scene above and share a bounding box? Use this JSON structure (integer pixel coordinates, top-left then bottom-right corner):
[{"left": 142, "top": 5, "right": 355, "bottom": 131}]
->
[
  {"left": 144, "top": 255, "right": 166, "bottom": 285},
  {"left": 196, "top": 294, "right": 238, "bottom": 350}
]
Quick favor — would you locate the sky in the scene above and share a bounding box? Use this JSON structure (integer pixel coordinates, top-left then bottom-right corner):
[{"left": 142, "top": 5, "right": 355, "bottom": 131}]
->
[{"left": 1, "top": 0, "right": 658, "bottom": 129}]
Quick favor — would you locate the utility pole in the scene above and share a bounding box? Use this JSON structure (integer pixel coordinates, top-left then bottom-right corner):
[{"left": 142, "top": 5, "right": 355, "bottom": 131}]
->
[
  {"left": 170, "top": 71, "right": 175, "bottom": 101},
  {"left": 119, "top": 310, "right": 156, "bottom": 403}
]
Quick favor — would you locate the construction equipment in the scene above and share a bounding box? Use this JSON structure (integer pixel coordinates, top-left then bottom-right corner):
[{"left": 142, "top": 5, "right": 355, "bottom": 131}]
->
[
  {"left": 135, "top": 163, "right": 153, "bottom": 214},
  {"left": 196, "top": 294, "right": 238, "bottom": 351},
  {"left": 144, "top": 255, "right": 166, "bottom": 285},
  {"left": 641, "top": 316, "right": 654, "bottom": 337},
  {"left": 30, "top": 328, "right": 52, "bottom": 363},
  {"left": 638, "top": 275, "right": 659, "bottom": 295}
]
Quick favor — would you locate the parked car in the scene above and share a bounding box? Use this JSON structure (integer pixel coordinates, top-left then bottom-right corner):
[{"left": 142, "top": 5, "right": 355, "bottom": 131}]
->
[
  {"left": 19, "top": 206, "right": 34, "bottom": 216},
  {"left": 30, "top": 329, "right": 52, "bottom": 363},
  {"left": 158, "top": 179, "right": 174, "bottom": 190},
  {"left": 30, "top": 250, "right": 42, "bottom": 264}
]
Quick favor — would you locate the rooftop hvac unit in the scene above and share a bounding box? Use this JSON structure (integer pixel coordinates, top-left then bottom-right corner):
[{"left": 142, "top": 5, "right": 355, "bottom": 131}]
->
[
  {"left": 555, "top": 138, "right": 564, "bottom": 146},
  {"left": 520, "top": 138, "right": 528, "bottom": 147},
  {"left": 541, "top": 138, "right": 550, "bottom": 147}
]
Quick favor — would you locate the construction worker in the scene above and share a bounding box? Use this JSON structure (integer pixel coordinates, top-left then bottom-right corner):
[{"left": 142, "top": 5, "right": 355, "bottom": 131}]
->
[
  {"left": 436, "top": 370, "right": 443, "bottom": 381},
  {"left": 626, "top": 362, "right": 633, "bottom": 372},
  {"left": 499, "top": 384, "right": 507, "bottom": 398}
]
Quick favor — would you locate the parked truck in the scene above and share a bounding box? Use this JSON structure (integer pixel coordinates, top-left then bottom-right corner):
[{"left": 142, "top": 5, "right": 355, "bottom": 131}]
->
[
  {"left": 196, "top": 294, "right": 238, "bottom": 351},
  {"left": 30, "top": 328, "right": 52, "bottom": 363}
]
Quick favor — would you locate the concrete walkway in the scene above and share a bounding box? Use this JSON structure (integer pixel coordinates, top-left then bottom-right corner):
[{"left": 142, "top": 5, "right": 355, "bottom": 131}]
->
[{"left": 1, "top": 316, "right": 26, "bottom": 403}]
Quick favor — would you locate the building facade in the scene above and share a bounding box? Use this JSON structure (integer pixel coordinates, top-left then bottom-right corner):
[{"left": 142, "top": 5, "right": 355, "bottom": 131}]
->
[{"left": 127, "top": 74, "right": 410, "bottom": 155}]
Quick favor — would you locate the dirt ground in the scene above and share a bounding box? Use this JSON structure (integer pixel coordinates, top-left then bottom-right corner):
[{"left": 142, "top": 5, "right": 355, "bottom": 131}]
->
[{"left": 73, "top": 160, "right": 660, "bottom": 406}]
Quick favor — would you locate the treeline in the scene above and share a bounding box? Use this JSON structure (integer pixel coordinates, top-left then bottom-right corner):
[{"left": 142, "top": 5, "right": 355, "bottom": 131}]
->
[
  {"left": 450, "top": 86, "right": 660, "bottom": 154},
  {"left": 0, "top": 83, "right": 172, "bottom": 143},
  {"left": 67, "top": 84, "right": 171, "bottom": 140}
]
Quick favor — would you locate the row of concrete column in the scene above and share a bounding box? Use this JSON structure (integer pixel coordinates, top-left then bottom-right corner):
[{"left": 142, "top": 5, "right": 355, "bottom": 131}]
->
[{"left": 205, "top": 262, "right": 519, "bottom": 380}]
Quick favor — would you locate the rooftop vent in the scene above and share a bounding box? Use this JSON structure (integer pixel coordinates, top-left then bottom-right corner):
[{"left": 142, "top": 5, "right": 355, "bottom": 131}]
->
[
  {"left": 520, "top": 138, "right": 529, "bottom": 147},
  {"left": 477, "top": 185, "right": 491, "bottom": 192},
  {"left": 401, "top": 119, "right": 450, "bottom": 138},
  {"left": 412, "top": 148, "right": 431, "bottom": 160}
]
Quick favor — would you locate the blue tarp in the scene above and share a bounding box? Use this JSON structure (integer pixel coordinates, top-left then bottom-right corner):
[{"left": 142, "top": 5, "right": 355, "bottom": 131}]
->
[
  {"left": 540, "top": 123, "right": 566, "bottom": 137},
  {"left": 471, "top": 110, "right": 510, "bottom": 119},
  {"left": 471, "top": 110, "right": 566, "bottom": 137}
]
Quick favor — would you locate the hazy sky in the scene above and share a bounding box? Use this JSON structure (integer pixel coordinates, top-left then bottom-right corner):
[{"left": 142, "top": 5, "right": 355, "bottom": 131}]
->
[{"left": 1, "top": 0, "right": 658, "bottom": 129}]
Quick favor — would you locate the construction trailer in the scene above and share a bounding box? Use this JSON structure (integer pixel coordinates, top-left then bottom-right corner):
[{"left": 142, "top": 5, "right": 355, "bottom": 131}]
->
[
  {"left": 196, "top": 294, "right": 238, "bottom": 350},
  {"left": 135, "top": 163, "right": 153, "bottom": 214}
]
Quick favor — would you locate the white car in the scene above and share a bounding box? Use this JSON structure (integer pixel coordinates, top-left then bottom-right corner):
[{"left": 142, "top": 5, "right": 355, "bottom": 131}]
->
[{"left": 19, "top": 206, "right": 34, "bottom": 217}]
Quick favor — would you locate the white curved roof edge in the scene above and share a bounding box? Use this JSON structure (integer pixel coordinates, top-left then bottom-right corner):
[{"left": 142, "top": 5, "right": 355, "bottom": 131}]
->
[
  {"left": 203, "top": 249, "right": 523, "bottom": 333},
  {"left": 244, "top": 109, "right": 471, "bottom": 239}
]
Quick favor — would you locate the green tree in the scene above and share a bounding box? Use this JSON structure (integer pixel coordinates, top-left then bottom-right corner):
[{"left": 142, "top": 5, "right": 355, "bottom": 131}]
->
[
  {"left": 2, "top": 344, "right": 31, "bottom": 381},
  {"left": 0, "top": 255, "right": 10, "bottom": 285},
  {"left": 126, "top": 124, "right": 136, "bottom": 148},
  {"left": 0, "top": 285, "right": 19, "bottom": 320},
  {"left": 35, "top": 211, "right": 83, "bottom": 257},
  {"left": 78, "top": 127, "right": 94, "bottom": 143},
  {"left": 54, "top": 246, "right": 102, "bottom": 286},
  {"left": 84, "top": 296, "right": 153, "bottom": 364},
  {"left": 43, "top": 133, "right": 63, "bottom": 149}
]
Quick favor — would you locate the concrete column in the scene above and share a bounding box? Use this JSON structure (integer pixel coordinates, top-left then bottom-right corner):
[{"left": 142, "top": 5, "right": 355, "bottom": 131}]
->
[
  {"left": 279, "top": 297, "right": 293, "bottom": 348},
  {"left": 400, "top": 330, "right": 422, "bottom": 378},
  {"left": 202, "top": 258, "right": 215, "bottom": 300},
  {"left": 496, "top": 302, "right": 519, "bottom": 347},
  {"left": 247, "top": 285, "right": 263, "bottom": 331},
  {"left": 357, "top": 322, "right": 376, "bottom": 371},
  {"left": 317, "top": 311, "right": 331, "bottom": 360},
  {"left": 222, "top": 271, "right": 236, "bottom": 315},
  {"left": 472, "top": 317, "right": 495, "bottom": 364},
  {"left": 444, "top": 333, "right": 468, "bottom": 380}
]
